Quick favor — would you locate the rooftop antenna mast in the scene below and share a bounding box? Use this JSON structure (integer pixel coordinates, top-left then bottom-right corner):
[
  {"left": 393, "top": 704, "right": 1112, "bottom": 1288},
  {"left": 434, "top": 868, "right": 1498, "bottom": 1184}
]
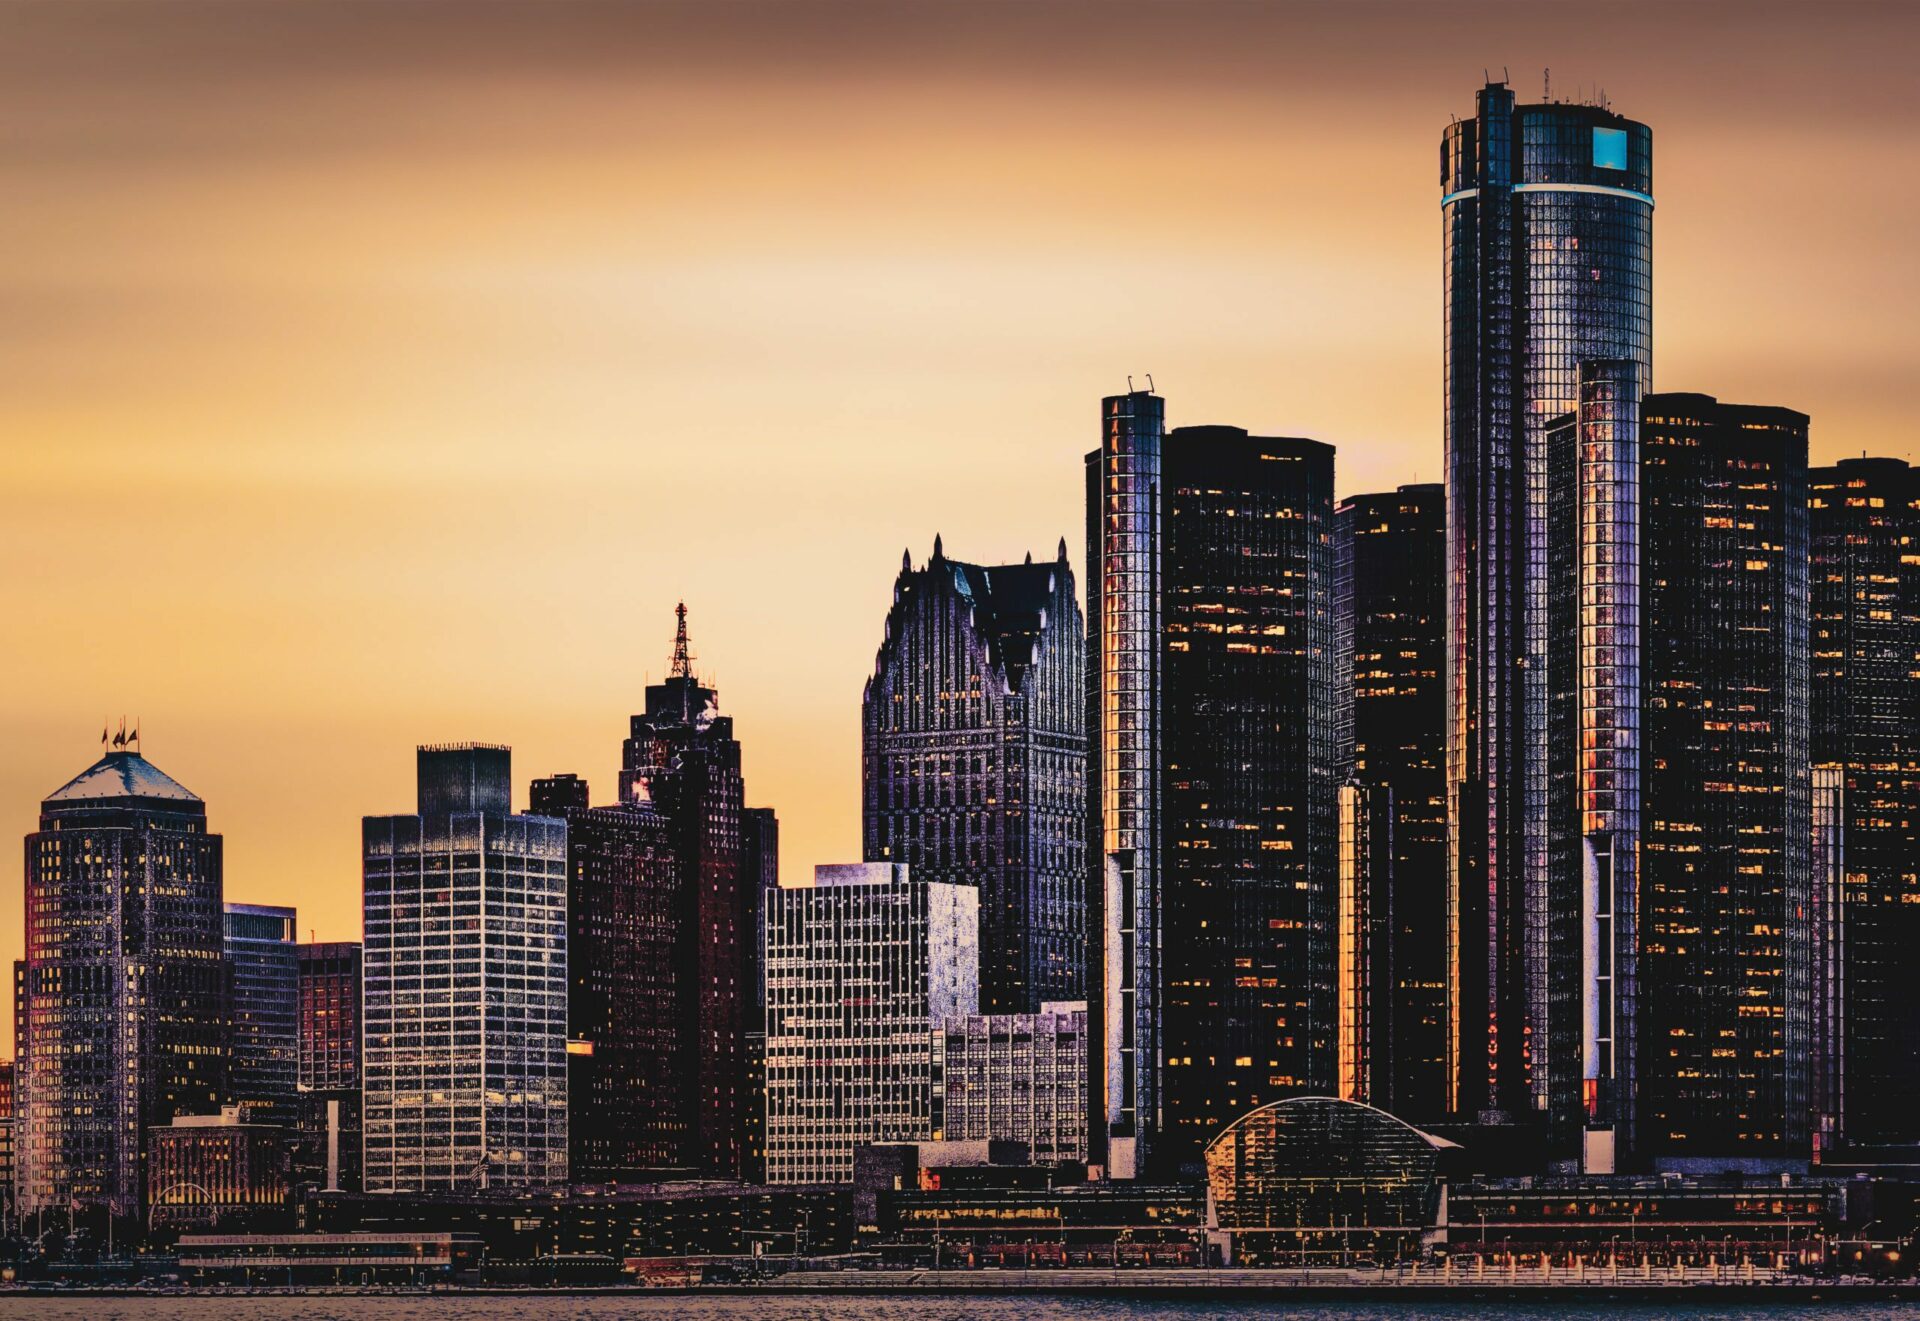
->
[
  {"left": 1145, "top": 373, "right": 1155, "bottom": 393},
  {"left": 668, "top": 600, "right": 696, "bottom": 723},
  {"left": 669, "top": 601, "right": 694, "bottom": 681},
  {"left": 1544, "top": 67, "right": 1551, "bottom": 102}
]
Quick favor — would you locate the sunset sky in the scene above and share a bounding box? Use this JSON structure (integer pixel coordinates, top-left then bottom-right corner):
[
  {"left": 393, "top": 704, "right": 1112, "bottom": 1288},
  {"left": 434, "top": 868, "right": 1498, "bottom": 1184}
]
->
[{"left": 3, "top": 1, "right": 1916, "bottom": 1051}]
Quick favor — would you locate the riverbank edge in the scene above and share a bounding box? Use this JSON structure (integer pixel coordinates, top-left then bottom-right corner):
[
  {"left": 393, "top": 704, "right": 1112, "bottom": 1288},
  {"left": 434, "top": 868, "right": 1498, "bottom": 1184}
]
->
[{"left": 4, "top": 1281, "right": 1919, "bottom": 1302}]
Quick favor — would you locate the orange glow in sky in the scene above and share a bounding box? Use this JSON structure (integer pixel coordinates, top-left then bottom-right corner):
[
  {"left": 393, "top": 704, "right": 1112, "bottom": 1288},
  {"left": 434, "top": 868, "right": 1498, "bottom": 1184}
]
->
[{"left": 3, "top": 2, "right": 1916, "bottom": 1052}]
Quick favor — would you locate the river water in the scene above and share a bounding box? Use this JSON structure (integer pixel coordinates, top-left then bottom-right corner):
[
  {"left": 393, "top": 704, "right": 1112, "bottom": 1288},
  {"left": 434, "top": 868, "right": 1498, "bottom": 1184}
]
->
[{"left": 0, "top": 1299, "right": 1913, "bottom": 1321}]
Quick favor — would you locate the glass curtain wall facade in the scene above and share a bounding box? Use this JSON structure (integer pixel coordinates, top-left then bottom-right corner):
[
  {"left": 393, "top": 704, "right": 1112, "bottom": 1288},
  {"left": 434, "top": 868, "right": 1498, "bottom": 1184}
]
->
[
  {"left": 1568, "top": 361, "right": 1644, "bottom": 1169},
  {"left": 1809, "top": 458, "right": 1920, "bottom": 1152},
  {"left": 362, "top": 744, "right": 568, "bottom": 1192},
  {"left": 937, "top": 1001, "right": 1089, "bottom": 1167},
  {"left": 1442, "top": 81, "right": 1653, "bottom": 1155},
  {"left": 225, "top": 903, "right": 299, "bottom": 1128},
  {"left": 762, "top": 864, "right": 978, "bottom": 1184},
  {"left": 1808, "top": 763, "right": 1846, "bottom": 1160},
  {"left": 1161, "top": 425, "right": 1337, "bottom": 1172},
  {"left": 1335, "top": 781, "right": 1393, "bottom": 1108},
  {"left": 1639, "top": 393, "right": 1810, "bottom": 1166},
  {"left": 617, "top": 606, "right": 762, "bottom": 1180},
  {"left": 863, "top": 538, "right": 1087, "bottom": 1012},
  {"left": 527, "top": 776, "right": 693, "bottom": 1183},
  {"left": 297, "top": 940, "right": 362, "bottom": 1191},
  {"left": 1203, "top": 1097, "right": 1448, "bottom": 1266},
  {"left": 1334, "top": 484, "right": 1448, "bottom": 1121},
  {"left": 1084, "top": 389, "right": 1164, "bottom": 1180},
  {"left": 18, "top": 751, "right": 231, "bottom": 1217}
]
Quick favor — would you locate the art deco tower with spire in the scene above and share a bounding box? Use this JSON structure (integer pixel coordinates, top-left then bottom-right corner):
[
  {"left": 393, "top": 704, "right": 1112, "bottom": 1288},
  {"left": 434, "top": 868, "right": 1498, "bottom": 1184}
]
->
[
  {"left": 862, "top": 535, "right": 1086, "bottom": 1013},
  {"left": 618, "top": 605, "right": 763, "bottom": 1180}
]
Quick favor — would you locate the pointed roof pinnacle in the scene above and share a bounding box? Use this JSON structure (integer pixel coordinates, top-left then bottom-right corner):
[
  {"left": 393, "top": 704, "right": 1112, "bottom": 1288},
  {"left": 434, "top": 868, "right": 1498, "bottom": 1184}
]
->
[
  {"left": 1025, "top": 550, "right": 1034, "bottom": 565},
  {"left": 668, "top": 601, "right": 693, "bottom": 681},
  {"left": 932, "top": 532, "right": 944, "bottom": 562},
  {"left": 1058, "top": 536, "right": 1069, "bottom": 563},
  {"left": 902, "top": 546, "right": 912, "bottom": 573}
]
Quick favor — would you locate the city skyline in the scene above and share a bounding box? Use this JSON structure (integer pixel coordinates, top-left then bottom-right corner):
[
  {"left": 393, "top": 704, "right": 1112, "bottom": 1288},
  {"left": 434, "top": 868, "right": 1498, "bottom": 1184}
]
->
[{"left": 7, "top": 2, "right": 1920, "bottom": 1061}]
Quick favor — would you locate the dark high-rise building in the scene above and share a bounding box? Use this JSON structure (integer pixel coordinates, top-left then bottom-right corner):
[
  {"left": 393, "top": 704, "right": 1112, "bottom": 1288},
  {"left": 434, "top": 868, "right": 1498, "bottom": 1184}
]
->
[
  {"left": 18, "top": 748, "right": 231, "bottom": 1217},
  {"left": 297, "top": 943, "right": 361, "bottom": 1092},
  {"left": 226, "top": 903, "right": 299, "bottom": 1128},
  {"left": 0, "top": 1060, "right": 15, "bottom": 1225},
  {"left": 1333, "top": 483, "right": 1448, "bottom": 1121},
  {"left": 742, "top": 805, "right": 779, "bottom": 1183},
  {"left": 1442, "top": 80, "right": 1653, "bottom": 1163},
  {"left": 618, "top": 605, "right": 764, "bottom": 1180},
  {"left": 1639, "top": 392, "right": 1810, "bottom": 1167},
  {"left": 1808, "top": 763, "right": 1847, "bottom": 1162},
  {"left": 362, "top": 744, "right": 568, "bottom": 1191},
  {"left": 863, "top": 537, "right": 1086, "bottom": 1012},
  {"left": 1159, "top": 424, "right": 1337, "bottom": 1170},
  {"left": 529, "top": 773, "right": 690, "bottom": 1183},
  {"left": 1810, "top": 457, "right": 1920, "bottom": 1152},
  {"left": 296, "top": 941, "right": 361, "bottom": 1191},
  {"left": 1085, "top": 388, "right": 1165, "bottom": 1180},
  {"left": 1085, "top": 396, "right": 1340, "bottom": 1179}
]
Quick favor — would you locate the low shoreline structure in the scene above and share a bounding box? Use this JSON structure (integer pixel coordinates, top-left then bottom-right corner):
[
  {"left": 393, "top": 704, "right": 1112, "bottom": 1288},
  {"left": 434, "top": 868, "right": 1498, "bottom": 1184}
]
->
[{"left": 8, "top": 1269, "right": 1920, "bottom": 1301}]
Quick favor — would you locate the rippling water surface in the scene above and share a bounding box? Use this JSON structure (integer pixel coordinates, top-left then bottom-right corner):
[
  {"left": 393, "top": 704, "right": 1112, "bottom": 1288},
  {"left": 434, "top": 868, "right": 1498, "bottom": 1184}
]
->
[{"left": 1, "top": 1299, "right": 1915, "bottom": 1321}]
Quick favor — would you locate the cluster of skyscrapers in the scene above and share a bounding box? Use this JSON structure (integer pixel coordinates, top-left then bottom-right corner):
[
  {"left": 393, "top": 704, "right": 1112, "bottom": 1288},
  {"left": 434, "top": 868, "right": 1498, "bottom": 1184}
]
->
[{"left": 7, "top": 78, "right": 1920, "bottom": 1235}]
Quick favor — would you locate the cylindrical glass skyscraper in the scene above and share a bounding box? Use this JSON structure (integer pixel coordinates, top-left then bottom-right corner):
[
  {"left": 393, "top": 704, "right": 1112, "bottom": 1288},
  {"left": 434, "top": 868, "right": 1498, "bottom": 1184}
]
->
[{"left": 1441, "top": 80, "right": 1652, "bottom": 1160}]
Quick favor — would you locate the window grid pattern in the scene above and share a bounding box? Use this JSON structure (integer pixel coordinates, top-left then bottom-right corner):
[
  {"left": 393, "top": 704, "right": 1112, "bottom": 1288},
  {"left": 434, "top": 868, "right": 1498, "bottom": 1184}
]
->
[
  {"left": 1809, "top": 458, "right": 1920, "bottom": 1149},
  {"left": 1442, "top": 82, "right": 1652, "bottom": 1153},
  {"left": 863, "top": 544, "right": 1086, "bottom": 1014},
  {"left": 1084, "top": 390, "right": 1164, "bottom": 1178},
  {"left": 1640, "top": 394, "right": 1810, "bottom": 1160},
  {"left": 763, "top": 866, "right": 978, "bottom": 1184},
  {"left": 361, "top": 798, "right": 568, "bottom": 1193}
]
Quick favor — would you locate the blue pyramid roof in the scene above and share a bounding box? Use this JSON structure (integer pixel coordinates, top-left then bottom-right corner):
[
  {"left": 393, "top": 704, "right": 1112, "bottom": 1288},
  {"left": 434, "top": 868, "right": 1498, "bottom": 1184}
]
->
[{"left": 45, "top": 751, "right": 201, "bottom": 805}]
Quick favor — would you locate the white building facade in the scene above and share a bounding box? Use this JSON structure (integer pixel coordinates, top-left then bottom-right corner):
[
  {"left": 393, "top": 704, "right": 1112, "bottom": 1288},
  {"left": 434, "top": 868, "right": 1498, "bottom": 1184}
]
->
[
  {"left": 937, "top": 1001, "right": 1088, "bottom": 1167},
  {"left": 763, "top": 863, "right": 977, "bottom": 1183},
  {"left": 361, "top": 744, "right": 569, "bottom": 1192}
]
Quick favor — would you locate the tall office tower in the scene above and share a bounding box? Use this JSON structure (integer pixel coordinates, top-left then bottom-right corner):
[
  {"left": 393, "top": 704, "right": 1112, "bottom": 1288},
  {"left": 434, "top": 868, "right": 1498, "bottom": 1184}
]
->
[
  {"left": 1810, "top": 457, "right": 1920, "bottom": 1152},
  {"left": 938, "top": 1001, "right": 1090, "bottom": 1167},
  {"left": 1808, "top": 764, "right": 1846, "bottom": 1162},
  {"left": 1159, "top": 424, "right": 1337, "bottom": 1171},
  {"left": 0, "top": 1060, "right": 14, "bottom": 1225},
  {"left": 744, "top": 803, "right": 780, "bottom": 993},
  {"left": 1336, "top": 780, "right": 1394, "bottom": 1108},
  {"left": 863, "top": 537, "right": 1086, "bottom": 1012},
  {"left": 1639, "top": 392, "right": 1809, "bottom": 1168},
  {"left": 225, "top": 903, "right": 299, "bottom": 1128},
  {"left": 296, "top": 941, "right": 362, "bottom": 1191},
  {"left": 742, "top": 806, "right": 779, "bottom": 1182},
  {"left": 1334, "top": 484, "right": 1448, "bottom": 1120},
  {"left": 362, "top": 744, "right": 568, "bottom": 1192},
  {"left": 17, "top": 748, "right": 231, "bottom": 1217},
  {"left": 1441, "top": 81, "right": 1653, "bottom": 1155},
  {"left": 762, "top": 864, "right": 978, "bottom": 1184},
  {"left": 1564, "top": 360, "right": 1646, "bottom": 1170},
  {"left": 529, "top": 773, "right": 690, "bottom": 1183},
  {"left": 1084, "top": 387, "right": 1164, "bottom": 1180},
  {"left": 617, "top": 605, "right": 763, "bottom": 1180}
]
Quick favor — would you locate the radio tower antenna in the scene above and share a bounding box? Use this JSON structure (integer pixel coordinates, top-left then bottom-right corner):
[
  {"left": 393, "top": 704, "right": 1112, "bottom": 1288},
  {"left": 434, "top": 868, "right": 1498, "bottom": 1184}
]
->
[{"left": 669, "top": 601, "right": 694, "bottom": 680}]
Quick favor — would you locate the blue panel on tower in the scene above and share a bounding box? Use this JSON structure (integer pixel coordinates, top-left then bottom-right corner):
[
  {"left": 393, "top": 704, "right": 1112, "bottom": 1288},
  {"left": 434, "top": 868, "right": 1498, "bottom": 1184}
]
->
[{"left": 1593, "top": 127, "right": 1628, "bottom": 171}]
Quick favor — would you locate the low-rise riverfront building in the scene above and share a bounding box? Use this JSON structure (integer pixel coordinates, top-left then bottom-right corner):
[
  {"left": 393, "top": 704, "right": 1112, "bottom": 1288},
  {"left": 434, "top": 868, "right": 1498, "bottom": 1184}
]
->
[{"left": 148, "top": 1107, "right": 291, "bottom": 1230}]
